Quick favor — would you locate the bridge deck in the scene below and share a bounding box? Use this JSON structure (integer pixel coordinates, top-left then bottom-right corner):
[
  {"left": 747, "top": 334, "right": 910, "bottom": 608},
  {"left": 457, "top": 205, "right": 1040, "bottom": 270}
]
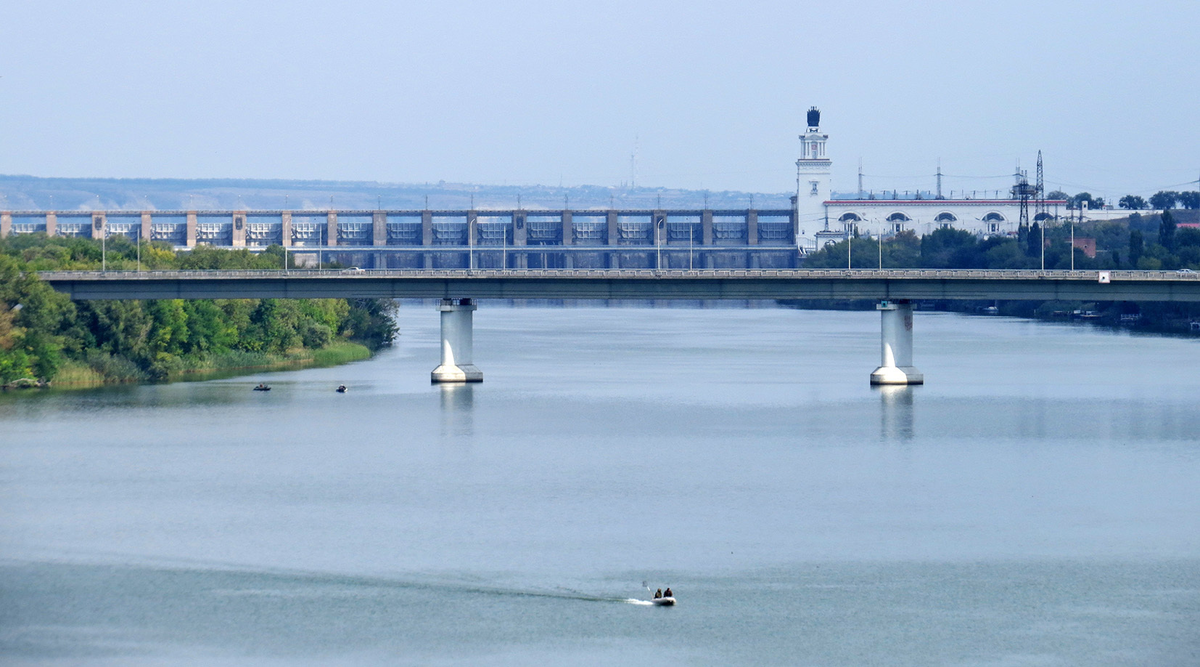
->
[{"left": 36, "top": 269, "right": 1200, "bottom": 302}]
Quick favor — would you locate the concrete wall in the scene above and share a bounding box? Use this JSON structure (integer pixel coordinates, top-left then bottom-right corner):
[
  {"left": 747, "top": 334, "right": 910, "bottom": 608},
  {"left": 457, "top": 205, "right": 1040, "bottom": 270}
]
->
[
  {"left": 372, "top": 211, "right": 387, "bottom": 246},
  {"left": 232, "top": 212, "right": 246, "bottom": 247},
  {"left": 186, "top": 212, "right": 197, "bottom": 247},
  {"left": 281, "top": 212, "right": 292, "bottom": 247}
]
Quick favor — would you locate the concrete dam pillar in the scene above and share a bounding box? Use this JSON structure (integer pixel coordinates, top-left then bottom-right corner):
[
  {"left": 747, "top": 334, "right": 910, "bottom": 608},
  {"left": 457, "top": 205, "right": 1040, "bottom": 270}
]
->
[
  {"left": 871, "top": 300, "right": 923, "bottom": 385},
  {"left": 432, "top": 298, "right": 483, "bottom": 383}
]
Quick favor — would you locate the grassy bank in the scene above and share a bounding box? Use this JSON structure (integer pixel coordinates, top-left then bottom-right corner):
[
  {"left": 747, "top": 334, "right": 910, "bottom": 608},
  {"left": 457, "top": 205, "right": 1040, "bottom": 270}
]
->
[{"left": 42, "top": 340, "right": 372, "bottom": 389}]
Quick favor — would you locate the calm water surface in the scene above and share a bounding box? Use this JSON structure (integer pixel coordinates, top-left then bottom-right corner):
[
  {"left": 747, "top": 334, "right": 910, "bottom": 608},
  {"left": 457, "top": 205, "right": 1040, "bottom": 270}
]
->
[{"left": 2, "top": 306, "right": 1199, "bottom": 665}]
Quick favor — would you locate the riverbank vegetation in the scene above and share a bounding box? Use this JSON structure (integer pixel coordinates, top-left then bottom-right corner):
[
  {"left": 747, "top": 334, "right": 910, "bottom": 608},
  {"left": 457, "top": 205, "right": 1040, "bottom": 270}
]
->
[
  {"left": 0, "top": 235, "right": 396, "bottom": 388},
  {"left": 799, "top": 206, "right": 1200, "bottom": 333}
]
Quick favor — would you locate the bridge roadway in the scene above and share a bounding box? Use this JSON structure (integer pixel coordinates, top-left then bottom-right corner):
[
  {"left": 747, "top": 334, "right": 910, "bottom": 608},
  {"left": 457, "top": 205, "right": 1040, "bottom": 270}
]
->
[{"left": 38, "top": 268, "right": 1200, "bottom": 302}]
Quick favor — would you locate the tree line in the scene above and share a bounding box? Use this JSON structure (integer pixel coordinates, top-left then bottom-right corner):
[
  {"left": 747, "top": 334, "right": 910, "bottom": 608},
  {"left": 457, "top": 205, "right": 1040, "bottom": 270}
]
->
[
  {"left": 1042, "top": 189, "right": 1200, "bottom": 212},
  {"left": 1117, "top": 190, "right": 1200, "bottom": 211},
  {"left": 801, "top": 209, "right": 1200, "bottom": 331},
  {"left": 1, "top": 236, "right": 397, "bottom": 387},
  {"left": 806, "top": 210, "right": 1200, "bottom": 271}
]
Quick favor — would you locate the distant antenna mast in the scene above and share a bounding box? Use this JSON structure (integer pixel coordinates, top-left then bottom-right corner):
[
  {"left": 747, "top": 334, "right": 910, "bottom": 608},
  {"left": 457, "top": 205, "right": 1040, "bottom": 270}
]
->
[
  {"left": 936, "top": 159, "right": 943, "bottom": 199},
  {"left": 1035, "top": 151, "right": 1045, "bottom": 217},
  {"left": 630, "top": 136, "right": 639, "bottom": 189},
  {"left": 858, "top": 159, "right": 864, "bottom": 199}
]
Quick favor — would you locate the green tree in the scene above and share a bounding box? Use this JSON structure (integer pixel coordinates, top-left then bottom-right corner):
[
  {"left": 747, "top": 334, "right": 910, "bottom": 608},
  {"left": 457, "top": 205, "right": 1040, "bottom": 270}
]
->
[
  {"left": 1026, "top": 222, "right": 1042, "bottom": 257},
  {"left": 921, "top": 227, "right": 980, "bottom": 268},
  {"left": 1129, "top": 229, "right": 1144, "bottom": 266},
  {"left": 1069, "top": 193, "right": 1095, "bottom": 209},
  {"left": 1119, "top": 195, "right": 1147, "bottom": 210},
  {"left": 1149, "top": 191, "right": 1179, "bottom": 210},
  {"left": 0, "top": 235, "right": 393, "bottom": 385},
  {"left": 1158, "top": 209, "right": 1178, "bottom": 251}
]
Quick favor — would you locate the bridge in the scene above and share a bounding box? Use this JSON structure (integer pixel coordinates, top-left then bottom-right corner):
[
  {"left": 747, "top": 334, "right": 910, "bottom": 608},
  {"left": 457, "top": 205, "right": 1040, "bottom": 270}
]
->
[{"left": 37, "top": 268, "right": 1200, "bottom": 386}]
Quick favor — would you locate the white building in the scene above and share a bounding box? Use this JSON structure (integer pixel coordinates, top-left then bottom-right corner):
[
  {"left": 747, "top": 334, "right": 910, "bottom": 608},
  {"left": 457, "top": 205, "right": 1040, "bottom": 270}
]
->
[{"left": 795, "top": 110, "right": 1125, "bottom": 250}]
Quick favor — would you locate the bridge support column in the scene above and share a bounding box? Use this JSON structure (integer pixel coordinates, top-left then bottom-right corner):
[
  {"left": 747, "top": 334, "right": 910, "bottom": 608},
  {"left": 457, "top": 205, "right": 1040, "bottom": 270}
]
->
[
  {"left": 870, "top": 300, "right": 923, "bottom": 385},
  {"left": 1, "top": 212, "right": 11, "bottom": 238},
  {"left": 432, "top": 298, "right": 482, "bottom": 383}
]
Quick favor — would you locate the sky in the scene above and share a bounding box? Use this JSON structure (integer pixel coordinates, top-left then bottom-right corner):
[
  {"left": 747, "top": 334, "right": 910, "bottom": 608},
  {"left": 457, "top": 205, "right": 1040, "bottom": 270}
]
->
[{"left": 1, "top": 0, "right": 1197, "bottom": 200}]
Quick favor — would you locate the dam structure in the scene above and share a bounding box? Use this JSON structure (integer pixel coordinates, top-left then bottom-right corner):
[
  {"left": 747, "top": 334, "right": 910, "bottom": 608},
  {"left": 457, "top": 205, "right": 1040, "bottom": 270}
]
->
[{"left": 0, "top": 207, "right": 801, "bottom": 270}]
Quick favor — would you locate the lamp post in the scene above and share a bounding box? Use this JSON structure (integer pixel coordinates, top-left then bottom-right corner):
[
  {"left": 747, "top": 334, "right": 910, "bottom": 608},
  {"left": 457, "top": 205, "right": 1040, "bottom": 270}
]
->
[{"left": 847, "top": 222, "right": 852, "bottom": 270}]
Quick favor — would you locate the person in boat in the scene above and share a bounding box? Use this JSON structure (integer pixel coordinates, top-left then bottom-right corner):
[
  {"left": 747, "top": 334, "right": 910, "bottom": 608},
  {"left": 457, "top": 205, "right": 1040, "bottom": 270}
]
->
[
  {"left": 654, "top": 588, "right": 662, "bottom": 599},
  {"left": 663, "top": 587, "right": 672, "bottom": 598}
]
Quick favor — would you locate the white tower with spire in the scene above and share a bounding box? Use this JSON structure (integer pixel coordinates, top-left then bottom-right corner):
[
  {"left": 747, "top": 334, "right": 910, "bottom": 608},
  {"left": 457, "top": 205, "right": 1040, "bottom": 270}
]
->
[{"left": 796, "top": 107, "right": 832, "bottom": 236}]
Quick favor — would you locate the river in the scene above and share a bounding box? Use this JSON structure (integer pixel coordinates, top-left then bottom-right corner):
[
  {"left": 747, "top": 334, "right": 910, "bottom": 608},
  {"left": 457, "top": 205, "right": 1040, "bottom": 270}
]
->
[{"left": 2, "top": 305, "right": 1198, "bottom": 665}]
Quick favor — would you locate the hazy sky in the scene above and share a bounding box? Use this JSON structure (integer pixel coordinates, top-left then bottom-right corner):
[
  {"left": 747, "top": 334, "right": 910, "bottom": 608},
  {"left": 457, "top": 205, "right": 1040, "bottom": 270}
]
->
[{"left": 1, "top": 0, "right": 1197, "bottom": 199}]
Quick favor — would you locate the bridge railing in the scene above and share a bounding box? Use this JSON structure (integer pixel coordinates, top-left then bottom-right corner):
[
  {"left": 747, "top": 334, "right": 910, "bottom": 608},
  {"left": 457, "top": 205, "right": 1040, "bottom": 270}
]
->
[{"left": 32, "top": 268, "right": 1200, "bottom": 281}]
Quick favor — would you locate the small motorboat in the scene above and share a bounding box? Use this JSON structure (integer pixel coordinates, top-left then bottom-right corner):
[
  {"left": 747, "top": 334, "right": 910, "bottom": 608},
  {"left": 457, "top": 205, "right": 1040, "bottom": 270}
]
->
[
  {"left": 336, "top": 385, "right": 348, "bottom": 393},
  {"left": 651, "top": 596, "right": 676, "bottom": 606},
  {"left": 253, "top": 383, "right": 271, "bottom": 391}
]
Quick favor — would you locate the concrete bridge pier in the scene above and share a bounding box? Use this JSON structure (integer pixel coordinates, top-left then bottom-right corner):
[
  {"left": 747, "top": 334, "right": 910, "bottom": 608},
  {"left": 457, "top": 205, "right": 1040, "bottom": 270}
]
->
[
  {"left": 431, "top": 298, "right": 483, "bottom": 383},
  {"left": 870, "top": 300, "right": 923, "bottom": 385}
]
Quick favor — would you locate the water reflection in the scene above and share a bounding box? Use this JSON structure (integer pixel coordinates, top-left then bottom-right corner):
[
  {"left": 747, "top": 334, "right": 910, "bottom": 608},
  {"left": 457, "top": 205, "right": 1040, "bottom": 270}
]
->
[
  {"left": 875, "top": 385, "right": 915, "bottom": 441},
  {"left": 439, "top": 383, "right": 474, "bottom": 437}
]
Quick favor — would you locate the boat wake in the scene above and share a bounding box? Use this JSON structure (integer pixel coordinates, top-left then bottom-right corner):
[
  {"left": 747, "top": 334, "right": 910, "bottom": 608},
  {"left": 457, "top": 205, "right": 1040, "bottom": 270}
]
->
[{"left": 20, "top": 553, "right": 663, "bottom": 608}]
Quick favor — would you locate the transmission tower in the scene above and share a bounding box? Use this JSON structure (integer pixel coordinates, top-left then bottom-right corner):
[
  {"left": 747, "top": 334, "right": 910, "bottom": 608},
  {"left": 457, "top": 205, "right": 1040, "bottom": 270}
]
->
[
  {"left": 1035, "top": 151, "right": 1045, "bottom": 217},
  {"left": 1012, "top": 169, "right": 1039, "bottom": 231}
]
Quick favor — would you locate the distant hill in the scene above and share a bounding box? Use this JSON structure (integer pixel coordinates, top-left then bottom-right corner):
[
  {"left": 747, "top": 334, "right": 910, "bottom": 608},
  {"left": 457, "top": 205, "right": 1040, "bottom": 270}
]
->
[{"left": 0, "top": 175, "right": 792, "bottom": 212}]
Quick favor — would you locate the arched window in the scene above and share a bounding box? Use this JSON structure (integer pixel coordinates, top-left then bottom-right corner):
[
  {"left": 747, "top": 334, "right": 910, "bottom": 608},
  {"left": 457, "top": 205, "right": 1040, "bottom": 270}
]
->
[
  {"left": 982, "top": 212, "right": 1005, "bottom": 222},
  {"left": 838, "top": 212, "right": 863, "bottom": 222},
  {"left": 886, "top": 212, "right": 911, "bottom": 222},
  {"left": 1033, "top": 212, "right": 1053, "bottom": 222},
  {"left": 934, "top": 212, "right": 957, "bottom": 223}
]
